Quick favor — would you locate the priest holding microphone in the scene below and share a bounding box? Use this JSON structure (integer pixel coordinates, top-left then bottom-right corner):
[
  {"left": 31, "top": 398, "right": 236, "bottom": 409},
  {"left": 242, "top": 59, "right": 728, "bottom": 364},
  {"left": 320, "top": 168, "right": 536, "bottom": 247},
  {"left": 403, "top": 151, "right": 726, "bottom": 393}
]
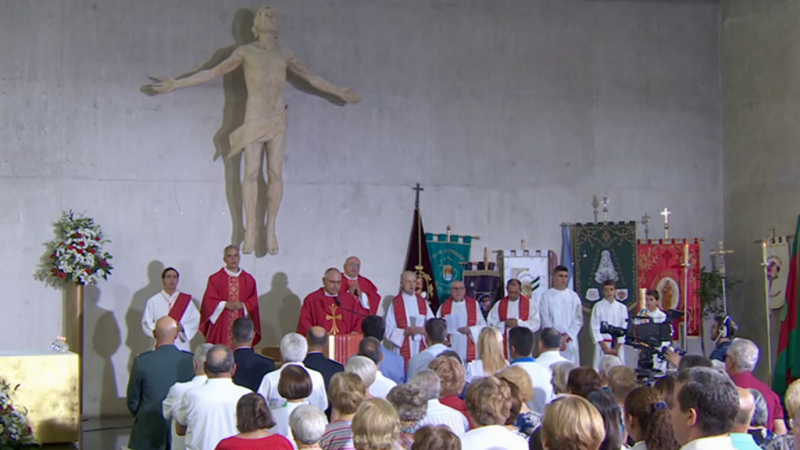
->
[{"left": 297, "top": 268, "right": 369, "bottom": 335}]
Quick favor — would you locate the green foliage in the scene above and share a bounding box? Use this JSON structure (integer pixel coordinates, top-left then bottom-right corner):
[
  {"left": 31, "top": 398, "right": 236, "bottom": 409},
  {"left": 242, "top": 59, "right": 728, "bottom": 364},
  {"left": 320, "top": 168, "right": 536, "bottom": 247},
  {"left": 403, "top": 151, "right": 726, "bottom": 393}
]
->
[{"left": 697, "top": 266, "right": 740, "bottom": 318}]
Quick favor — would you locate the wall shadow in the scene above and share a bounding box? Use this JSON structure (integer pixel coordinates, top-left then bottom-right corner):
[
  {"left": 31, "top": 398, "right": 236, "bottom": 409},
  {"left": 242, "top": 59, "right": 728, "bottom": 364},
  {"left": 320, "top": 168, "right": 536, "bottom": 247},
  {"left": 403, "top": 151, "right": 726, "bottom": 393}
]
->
[
  {"left": 257, "top": 272, "right": 301, "bottom": 347},
  {"left": 126, "top": 261, "right": 165, "bottom": 373},
  {"left": 85, "top": 284, "right": 124, "bottom": 417}
]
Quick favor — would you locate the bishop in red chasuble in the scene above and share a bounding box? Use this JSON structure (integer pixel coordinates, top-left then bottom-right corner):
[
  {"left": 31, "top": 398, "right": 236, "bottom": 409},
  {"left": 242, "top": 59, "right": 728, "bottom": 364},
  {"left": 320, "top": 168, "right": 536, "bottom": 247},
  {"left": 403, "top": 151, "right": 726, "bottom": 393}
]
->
[
  {"left": 297, "top": 268, "right": 368, "bottom": 336},
  {"left": 199, "top": 246, "right": 261, "bottom": 348}
]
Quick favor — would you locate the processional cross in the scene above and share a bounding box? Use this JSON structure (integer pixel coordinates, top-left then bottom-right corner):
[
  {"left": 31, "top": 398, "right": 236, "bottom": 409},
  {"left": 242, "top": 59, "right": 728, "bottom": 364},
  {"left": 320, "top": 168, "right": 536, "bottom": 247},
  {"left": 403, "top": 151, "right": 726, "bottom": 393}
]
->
[
  {"left": 412, "top": 183, "right": 424, "bottom": 209},
  {"left": 641, "top": 213, "right": 651, "bottom": 240},
  {"left": 710, "top": 240, "right": 735, "bottom": 316},
  {"left": 661, "top": 208, "right": 671, "bottom": 239}
]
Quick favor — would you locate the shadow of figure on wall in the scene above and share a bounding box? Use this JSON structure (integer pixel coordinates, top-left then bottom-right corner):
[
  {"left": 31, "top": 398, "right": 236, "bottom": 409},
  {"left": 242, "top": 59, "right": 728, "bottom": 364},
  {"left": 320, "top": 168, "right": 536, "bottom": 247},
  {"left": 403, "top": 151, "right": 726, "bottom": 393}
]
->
[
  {"left": 258, "top": 272, "right": 301, "bottom": 347},
  {"left": 126, "top": 261, "right": 164, "bottom": 374},
  {"left": 85, "top": 284, "right": 124, "bottom": 419}
]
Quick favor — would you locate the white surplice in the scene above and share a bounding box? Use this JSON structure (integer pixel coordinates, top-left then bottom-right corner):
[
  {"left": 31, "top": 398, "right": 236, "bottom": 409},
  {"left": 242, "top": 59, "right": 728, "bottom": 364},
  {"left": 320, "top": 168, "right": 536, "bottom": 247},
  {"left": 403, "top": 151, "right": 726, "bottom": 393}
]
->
[
  {"left": 540, "top": 287, "right": 583, "bottom": 364},
  {"left": 486, "top": 297, "right": 541, "bottom": 334},
  {"left": 385, "top": 292, "right": 434, "bottom": 359},
  {"left": 437, "top": 299, "right": 486, "bottom": 363},
  {"left": 142, "top": 290, "right": 200, "bottom": 352},
  {"left": 590, "top": 299, "right": 629, "bottom": 370}
]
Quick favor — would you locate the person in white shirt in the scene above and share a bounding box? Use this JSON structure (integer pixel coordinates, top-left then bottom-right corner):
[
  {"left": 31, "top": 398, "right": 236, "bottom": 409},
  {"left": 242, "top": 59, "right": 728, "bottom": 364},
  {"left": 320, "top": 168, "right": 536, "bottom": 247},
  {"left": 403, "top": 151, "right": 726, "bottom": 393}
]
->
[
  {"left": 258, "top": 333, "right": 328, "bottom": 411},
  {"left": 461, "top": 376, "right": 528, "bottom": 450},
  {"left": 671, "top": 367, "right": 739, "bottom": 450},
  {"left": 386, "top": 271, "right": 435, "bottom": 363},
  {"left": 487, "top": 279, "right": 541, "bottom": 337},
  {"left": 590, "top": 280, "right": 629, "bottom": 371},
  {"left": 539, "top": 265, "right": 583, "bottom": 364},
  {"left": 406, "top": 318, "right": 449, "bottom": 380},
  {"left": 175, "top": 345, "right": 252, "bottom": 450},
  {"left": 410, "top": 370, "right": 468, "bottom": 436},
  {"left": 357, "top": 337, "right": 396, "bottom": 399},
  {"left": 163, "top": 343, "right": 213, "bottom": 450},
  {"left": 437, "top": 281, "right": 486, "bottom": 363},
  {"left": 142, "top": 267, "right": 200, "bottom": 352},
  {"left": 508, "top": 327, "right": 553, "bottom": 414},
  {"left": 638, "top": 289, "right": 671, "bottom": 374},
  {"left": 344, "top": 355, "right": 378, "bottom": 399},
  {"left": 535, "top": 328, "right": 570, "bottom": 369},
  {"left": 269, "top": 365, "right": 314, "bottom": 448}
]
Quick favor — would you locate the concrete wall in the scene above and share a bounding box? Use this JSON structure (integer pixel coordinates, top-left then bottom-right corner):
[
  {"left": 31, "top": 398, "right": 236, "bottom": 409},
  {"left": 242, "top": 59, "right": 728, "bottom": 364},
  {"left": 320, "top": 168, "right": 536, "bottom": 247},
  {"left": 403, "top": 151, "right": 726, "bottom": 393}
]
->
[
  {"left": 1, "top": 0, "right": 721, "bottom": 417},
  {"left": 722, "top": 0, "right": 800, "bottom": 383}
]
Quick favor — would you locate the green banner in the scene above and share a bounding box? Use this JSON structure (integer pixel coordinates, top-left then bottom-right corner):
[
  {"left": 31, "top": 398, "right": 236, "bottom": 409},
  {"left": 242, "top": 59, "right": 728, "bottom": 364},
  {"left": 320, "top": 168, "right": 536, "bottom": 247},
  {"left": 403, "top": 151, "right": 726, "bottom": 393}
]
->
[
  {"left": 426, "top": 234, "right": 473, "bottom": 301},
  {"left": 572, "top": 221, "right": 638, "bottom": 310}
]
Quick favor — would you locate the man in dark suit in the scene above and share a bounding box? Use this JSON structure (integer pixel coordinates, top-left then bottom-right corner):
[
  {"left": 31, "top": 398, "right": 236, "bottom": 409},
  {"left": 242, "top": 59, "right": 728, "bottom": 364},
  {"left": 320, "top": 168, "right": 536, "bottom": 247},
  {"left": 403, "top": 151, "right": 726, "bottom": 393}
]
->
[
  {"left": 232, "top": 317, "right": 275, "bottom": 391},
  {"left": 303, "top": 326, "right": 344, "bottom": 392},
  {"left": 127, "top": 316, "right": 194, "bottom": 450}
]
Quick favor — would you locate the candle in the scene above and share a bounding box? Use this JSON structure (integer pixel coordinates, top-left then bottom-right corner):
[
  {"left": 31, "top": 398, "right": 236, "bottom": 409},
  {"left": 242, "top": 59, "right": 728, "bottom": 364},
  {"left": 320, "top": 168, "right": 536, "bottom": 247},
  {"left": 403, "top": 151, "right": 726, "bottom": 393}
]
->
[{"left": 640, "top": 288, "right": 647, "bottom": 313}]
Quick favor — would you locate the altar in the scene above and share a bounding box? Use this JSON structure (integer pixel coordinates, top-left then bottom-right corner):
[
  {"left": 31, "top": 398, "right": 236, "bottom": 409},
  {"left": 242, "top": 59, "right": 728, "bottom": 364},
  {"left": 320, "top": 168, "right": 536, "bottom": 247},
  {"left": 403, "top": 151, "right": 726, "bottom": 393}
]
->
[{"left": 0, "top": 351, "right": 80, "bottom": 444}]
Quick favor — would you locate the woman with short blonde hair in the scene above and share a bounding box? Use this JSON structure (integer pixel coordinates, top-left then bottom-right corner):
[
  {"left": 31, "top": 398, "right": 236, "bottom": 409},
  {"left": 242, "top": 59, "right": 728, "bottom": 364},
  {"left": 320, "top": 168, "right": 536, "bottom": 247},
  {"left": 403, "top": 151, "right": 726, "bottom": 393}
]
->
[
  {"left": 351, "top": 398, "right": 402, "bottom": 450},
  {"left": 429, "top": 356, "right": 471, "bottom": 427},
  {"left": 461, "top": 376, "right": 528, "bottom": 450},
  {"left": 320, "top": 372, "right": 366, "bottom": 450},
  {"left": 541, "top": 395, "right": 606, "bottom": 450},
  {"left": 465, "top": 327, "right": 508, "bottom": 382},
  {"left": 498, "top": 366, "right": 541, "bottom": 437}
]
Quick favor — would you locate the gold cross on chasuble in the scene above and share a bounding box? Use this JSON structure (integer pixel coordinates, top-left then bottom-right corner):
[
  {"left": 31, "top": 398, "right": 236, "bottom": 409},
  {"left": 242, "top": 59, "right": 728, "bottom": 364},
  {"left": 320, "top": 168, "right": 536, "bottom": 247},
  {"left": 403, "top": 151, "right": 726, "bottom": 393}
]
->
[{"left": 326, "top": 304, "right": 343, "bottom": 335}]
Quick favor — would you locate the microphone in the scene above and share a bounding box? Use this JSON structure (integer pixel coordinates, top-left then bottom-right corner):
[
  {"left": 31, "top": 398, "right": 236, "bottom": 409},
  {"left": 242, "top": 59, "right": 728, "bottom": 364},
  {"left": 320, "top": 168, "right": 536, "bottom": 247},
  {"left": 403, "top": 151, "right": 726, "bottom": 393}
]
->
[
  {"left": 333, "top": 296, "right": 342, "bottom": 307},
  {"left": 332, "top": 295, "right": 369, "bottom": 317}
]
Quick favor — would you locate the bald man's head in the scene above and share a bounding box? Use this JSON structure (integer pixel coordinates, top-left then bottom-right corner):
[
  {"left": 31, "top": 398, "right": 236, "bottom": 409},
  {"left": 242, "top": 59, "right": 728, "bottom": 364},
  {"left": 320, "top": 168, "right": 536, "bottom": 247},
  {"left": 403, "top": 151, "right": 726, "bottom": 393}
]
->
[
  {"left": 323, "top": 268, "right": 342, "bottom": 295},
  {"left": 154, "top": 316, "right": 179, "bottom": 345},
  {"left": 307, "top": 326, "right": 329, "bottom": 350},
  {"left": 733, "top": 387, "right": 756, "bottom": 432}
]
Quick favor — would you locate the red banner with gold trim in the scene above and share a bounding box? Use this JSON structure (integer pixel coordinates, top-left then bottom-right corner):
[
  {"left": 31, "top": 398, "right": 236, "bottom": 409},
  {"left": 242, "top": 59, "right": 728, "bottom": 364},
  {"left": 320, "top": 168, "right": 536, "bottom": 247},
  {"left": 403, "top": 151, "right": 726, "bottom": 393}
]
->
[{"left": 637, "top": 239, "right": 702, "bottom": 337}]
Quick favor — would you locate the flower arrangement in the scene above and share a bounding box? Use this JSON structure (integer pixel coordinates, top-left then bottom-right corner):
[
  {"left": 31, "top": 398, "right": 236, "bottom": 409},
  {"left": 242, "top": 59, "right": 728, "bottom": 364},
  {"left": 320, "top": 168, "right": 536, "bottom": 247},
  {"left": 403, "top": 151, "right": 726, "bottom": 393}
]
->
[
  {"left": 0, "top": 379, "right": 38, "bottom": 448},
  {"left": 40, "top": 211, "right": 113, "bottom": 286}
]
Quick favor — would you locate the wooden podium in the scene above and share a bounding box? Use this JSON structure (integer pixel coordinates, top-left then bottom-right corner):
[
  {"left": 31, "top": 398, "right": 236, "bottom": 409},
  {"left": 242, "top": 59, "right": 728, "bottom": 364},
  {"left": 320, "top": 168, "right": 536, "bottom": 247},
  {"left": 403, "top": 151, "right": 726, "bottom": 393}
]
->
[{"left": 325, "top": 333, "right": 362, "bottom": 364}]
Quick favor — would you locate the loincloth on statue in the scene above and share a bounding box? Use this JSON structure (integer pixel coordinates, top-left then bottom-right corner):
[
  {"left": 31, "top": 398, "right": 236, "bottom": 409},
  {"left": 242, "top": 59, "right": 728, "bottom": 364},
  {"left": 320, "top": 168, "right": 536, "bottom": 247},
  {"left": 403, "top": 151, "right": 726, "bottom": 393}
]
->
[{"left": 228, "top": 109, "right": 288, "bottom": 158}]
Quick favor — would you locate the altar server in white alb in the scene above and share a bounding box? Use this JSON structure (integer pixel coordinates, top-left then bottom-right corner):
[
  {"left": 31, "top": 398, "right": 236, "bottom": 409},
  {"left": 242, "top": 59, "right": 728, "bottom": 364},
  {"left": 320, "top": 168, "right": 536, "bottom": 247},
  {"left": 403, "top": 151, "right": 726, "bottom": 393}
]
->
[
  {"left": 638, "top": 289, "right": 669, "bottom": 373},
  {"left": 590, "top": 280, "right": 629, "bottom": 371},
  {"left": 487, "top": 279, "right": 541, "bottom": 336},
  {"left": 540, "top": 265, "right": 583, "bottom": 365},
  {"left": 437, "top": 281, "right": 486, "bottom": 363},
  {"left": 385, "top": 271, "right": 435, "bottom": 363},
  {"left": 142, "top": 267, "right": 200, "bottom": 352}
]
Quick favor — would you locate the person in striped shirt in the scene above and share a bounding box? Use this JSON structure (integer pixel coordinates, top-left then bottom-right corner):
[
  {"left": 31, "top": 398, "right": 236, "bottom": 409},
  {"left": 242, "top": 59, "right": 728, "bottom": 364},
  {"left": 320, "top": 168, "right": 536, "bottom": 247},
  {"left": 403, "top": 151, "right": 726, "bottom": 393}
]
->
[{"left": 319, "top": 373, "right": 365, "bottom": 450}]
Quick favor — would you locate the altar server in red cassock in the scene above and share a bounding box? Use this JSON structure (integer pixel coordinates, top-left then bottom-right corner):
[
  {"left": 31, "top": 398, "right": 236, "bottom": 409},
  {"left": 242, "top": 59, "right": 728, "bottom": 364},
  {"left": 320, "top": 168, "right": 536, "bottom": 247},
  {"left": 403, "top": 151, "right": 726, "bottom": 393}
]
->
[
  {"left": 386, "top": 271, "right": 435, "bottom": 363},
  {"left": 141, "top": 267, "right": 200, "bottom": 352},
  {"left": 437, "top": 281, "right": 486, "bottom": 363},
  {"left": 297, "top": 268, "right": 367, "bottom": 335},
  {"left": 199, "top": 246, "right": 261, "bottom": 348},
  {"left": 340, "top": 256, "right": 382, "bottom": 316}
]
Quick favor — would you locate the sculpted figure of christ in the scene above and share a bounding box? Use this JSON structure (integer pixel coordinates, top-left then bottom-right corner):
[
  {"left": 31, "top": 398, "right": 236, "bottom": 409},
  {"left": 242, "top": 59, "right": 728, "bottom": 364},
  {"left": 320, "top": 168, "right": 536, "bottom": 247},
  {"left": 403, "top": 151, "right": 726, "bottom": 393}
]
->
[{"left": 144, "top": 6, "right": 361, "bottom": 255}]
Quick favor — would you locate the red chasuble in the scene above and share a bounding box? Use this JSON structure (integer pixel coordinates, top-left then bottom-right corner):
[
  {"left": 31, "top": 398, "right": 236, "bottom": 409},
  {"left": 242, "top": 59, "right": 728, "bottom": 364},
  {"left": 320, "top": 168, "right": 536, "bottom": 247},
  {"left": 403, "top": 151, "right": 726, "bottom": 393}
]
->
[
  {"left": 200, "top": 269, "right": 261, "bottom": 348},
  {"left": 297, "top": 289, "right": 365, "bottom": 336},
  {"left": 440, "top": 296, "right": 480, "bottom": 361},
  {"left": 340, "top": 276, "right": 382, "bottom": 316},
  {"left": 393, "top": 294, "right": 429, "bottom": 363}
]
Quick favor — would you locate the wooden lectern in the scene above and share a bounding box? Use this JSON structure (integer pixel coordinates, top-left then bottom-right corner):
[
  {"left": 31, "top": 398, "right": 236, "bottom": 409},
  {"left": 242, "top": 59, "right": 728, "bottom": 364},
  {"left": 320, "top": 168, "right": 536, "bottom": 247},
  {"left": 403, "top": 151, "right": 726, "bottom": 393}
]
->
[{"left": 325, "top": 333, "right": 363, "bottom": 364}]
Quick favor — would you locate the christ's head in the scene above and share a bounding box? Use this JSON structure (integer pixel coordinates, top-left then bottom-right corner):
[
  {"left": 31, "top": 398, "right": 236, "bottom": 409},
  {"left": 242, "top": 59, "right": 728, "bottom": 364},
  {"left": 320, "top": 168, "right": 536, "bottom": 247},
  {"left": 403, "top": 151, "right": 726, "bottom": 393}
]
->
[
  {"left": 252, "top": 6, "right": 279, "bottom": 37},
  {"left": 344, "top": 256, "right": 361, "bottom": 279},
  {"left": 323, "top": 268, "right": 342, "bottom": 296}
]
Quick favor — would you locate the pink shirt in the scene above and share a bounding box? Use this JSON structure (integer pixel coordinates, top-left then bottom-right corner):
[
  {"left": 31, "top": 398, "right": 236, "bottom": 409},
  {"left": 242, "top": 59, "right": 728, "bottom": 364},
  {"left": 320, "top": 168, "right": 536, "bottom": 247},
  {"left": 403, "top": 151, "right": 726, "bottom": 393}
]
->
[{"left": 730, "top": 372, "right": 784, "bottom": 431}]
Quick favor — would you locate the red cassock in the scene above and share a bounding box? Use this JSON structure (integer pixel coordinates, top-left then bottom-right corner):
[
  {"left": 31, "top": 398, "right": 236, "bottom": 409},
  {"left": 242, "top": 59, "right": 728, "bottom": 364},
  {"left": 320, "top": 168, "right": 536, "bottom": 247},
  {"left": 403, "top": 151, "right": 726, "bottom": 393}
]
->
[
  {"left": 340, "top": 276, "right": 382, "bottom": 316},
  {"left": 297, "top": 289, "right": 366, "bottom": 336},
  {"left": 200, "top": 269, "right": 261, "bottom": 348}
]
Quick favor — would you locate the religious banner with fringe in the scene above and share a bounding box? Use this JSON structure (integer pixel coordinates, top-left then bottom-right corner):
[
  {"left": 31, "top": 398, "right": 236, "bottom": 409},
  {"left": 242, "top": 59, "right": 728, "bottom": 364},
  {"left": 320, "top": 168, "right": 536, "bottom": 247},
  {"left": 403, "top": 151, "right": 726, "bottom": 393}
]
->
[
  {"left": 463, "top": 261, "right": 502, "bottom": 319},
  {"left": 404, "top": 208, "right": 440, "bottom": 313},
  {"left": 767, "top": 237, "right": 792, "bottom": 310},
  {"left": 573, "top": 221, "right": 638, "bottom": 311},
  {"left": 637, "top": 239, "right": 702, "bottom": 337},
  {"left": 498, "top": 250, "right": 552, "bottom": 300},
  {"left": 426, "top": 233, "right": 473, "bottom": 303}
]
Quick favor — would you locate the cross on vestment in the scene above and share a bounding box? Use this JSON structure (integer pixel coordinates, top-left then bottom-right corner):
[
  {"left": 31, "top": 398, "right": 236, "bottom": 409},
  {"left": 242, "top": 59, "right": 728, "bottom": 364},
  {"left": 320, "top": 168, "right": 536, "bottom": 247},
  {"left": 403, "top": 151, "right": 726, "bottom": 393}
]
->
[
  {"left": 661, "top": 208, "right": 671, "bottom": 239},
  {"left": 326, "top": 304, "right": 343, "bottom": 335}
]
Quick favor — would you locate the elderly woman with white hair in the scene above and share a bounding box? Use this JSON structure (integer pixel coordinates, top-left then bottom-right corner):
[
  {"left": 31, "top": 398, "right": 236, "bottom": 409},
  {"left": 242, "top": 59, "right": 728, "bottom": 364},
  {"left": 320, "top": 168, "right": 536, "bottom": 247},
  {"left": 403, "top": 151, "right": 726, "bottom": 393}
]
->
[
  {"left": 290, "top": 404, "right": 328, "bottom": 450},
  {"left": 345, "top": 355, "right": 378, "bottom": 400},
  {"left": 726, "top": 338, "right": 788, "bottom": 435}
]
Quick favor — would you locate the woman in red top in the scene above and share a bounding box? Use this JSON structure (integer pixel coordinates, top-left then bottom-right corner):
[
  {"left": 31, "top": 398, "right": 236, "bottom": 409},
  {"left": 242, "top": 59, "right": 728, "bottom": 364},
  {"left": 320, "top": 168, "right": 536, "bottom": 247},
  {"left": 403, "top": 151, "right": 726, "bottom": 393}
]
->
[{"left": 215, "top": 393, "right": 294, "bottom": 450}]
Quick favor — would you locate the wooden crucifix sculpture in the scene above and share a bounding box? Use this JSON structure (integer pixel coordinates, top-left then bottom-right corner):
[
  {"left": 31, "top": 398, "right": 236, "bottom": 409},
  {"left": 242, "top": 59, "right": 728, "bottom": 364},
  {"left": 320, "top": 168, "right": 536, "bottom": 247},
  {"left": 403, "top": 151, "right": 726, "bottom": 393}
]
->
[{"left": 143, "top": 6, "right": 361, "bottom": 255}]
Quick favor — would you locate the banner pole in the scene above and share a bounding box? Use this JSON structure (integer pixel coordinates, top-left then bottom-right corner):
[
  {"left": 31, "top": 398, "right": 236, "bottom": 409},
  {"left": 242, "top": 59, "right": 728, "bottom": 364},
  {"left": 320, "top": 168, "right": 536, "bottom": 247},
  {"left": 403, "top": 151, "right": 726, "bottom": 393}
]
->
[
  {"left": 760, "top": 239, "right": 774, "bottom": 385},
  {"left": 682, "top": 243, "right": 690, "bottom": 349}
]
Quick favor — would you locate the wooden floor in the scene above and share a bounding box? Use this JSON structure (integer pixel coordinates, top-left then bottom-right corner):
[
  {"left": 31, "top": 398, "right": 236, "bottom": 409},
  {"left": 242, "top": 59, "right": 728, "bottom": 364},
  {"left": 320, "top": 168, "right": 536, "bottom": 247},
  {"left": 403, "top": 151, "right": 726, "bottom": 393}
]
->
[{"left": 42, "top": 417, "right": 132, "bottom": 450}]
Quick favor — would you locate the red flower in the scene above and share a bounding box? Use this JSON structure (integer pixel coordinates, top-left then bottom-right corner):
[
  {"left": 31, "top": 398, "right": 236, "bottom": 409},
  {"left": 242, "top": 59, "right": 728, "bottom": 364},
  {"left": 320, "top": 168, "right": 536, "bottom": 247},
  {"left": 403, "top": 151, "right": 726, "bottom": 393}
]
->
[
  {"left": 77, "top": 249, "right": 84, "bottom": 255},
  {"left": 50, "top": 268, "right": 57, "bottom": 274},
  {"left": 100, "top": 260, "right": 108, "bottom": 267},
  {"left": 50, "top": 253, "right": 56, "bottom": 259},
  {"left": 58, "top": 272, "right": 66, "bottom": 279},
  {"left": 79, "top": 241, "right": 85, "bottom": 247},
  {"left": 68, "top": 245, "right": 75, "bottom": 250},
  {"left": 96, "top": 237, "right": 101, "bottom": 241},
  {"left": 76, "top": 233, "right": 83, "bottom": 238},
  {"left": 89, "top": 248, "right": 96, "bottom": 254},
  {"left": 85, "top": 269, "right": 91, "bottom": 274}
]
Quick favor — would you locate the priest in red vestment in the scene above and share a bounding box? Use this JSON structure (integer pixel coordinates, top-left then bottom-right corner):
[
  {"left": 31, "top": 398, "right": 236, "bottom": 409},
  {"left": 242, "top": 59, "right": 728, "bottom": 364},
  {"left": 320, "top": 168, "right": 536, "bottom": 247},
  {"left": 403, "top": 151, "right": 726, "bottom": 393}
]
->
[
  {"left": 340, "top": 256, "right": 382, "bottom": 315},
  {"left": 199, "top": 245, "right": 261, "bottom": 348},
  {"left": 298, "top": 268, "right": 367, "bottom": 335}
]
